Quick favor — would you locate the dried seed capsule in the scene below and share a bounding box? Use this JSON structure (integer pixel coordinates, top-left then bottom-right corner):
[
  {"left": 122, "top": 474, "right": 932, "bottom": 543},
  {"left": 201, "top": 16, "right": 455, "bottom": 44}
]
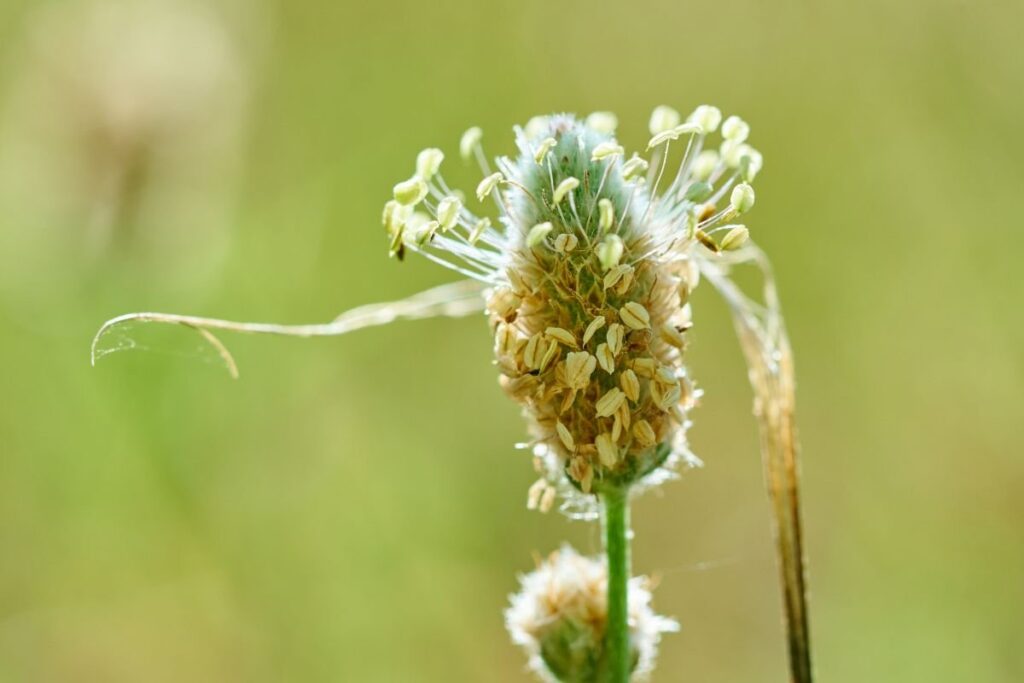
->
[
  {"left": 553, "top": 233, "right": 578, "bottom": 253},
  {"left": 620, "top": 302, "right": 651, "bottom": 330},
  {"left": 603, "top": 263, "right": 629, "bottom": 289},
  {"left": 596, "top": 433, "right": 618, "bottom": 467},
  {"left": 620, "top": 369, "right": 640, "bottom": 402},
  {"left": 539, "top": 339, "right": 560, "bottom": 372},
  {"left": 606, "top": 324, "right": 625, "bottom": 356},
  {"left": 596, "top": 388, "right": 626, "bottom": 418},
  {"left": 564, "top": 351, "right": 597, "bottom": 389},
  {"left": 583, "top": 317, "right": 605, "bottom": 346},
  {"left": 596, "top": 343, "right": 615, "bottom": 374},
  {"left": 613, "top": 265, "right": 634, "bottom": 295},
  {"left": 651, "top": 380, "right": 681, "bottom": 411},
  {"left": 524, "top": 333, "right": 543, "bottom": 369},
  {"left": 526, "top": 478, "right": 546, "bottom": 510},
  {"left": 632, "top": 357, "right": 657, "bottom": 378},
  {"left": 556, "top": 421, "right": 576, "bottom": 452},
  {"left": 633, "top": 419, "right": 657, "bottom": 448},
  {"left": 538, "top": 486, "right": 556, "bottom": 513},
  {"left": 488, "top": 287, "right": 521, "bottom": 321},
  {"left": 545, "top": 327, "right": 578, "bottom": 349},
  {"left": 659, "top": 324, "right": 687, "bottom": 349}
]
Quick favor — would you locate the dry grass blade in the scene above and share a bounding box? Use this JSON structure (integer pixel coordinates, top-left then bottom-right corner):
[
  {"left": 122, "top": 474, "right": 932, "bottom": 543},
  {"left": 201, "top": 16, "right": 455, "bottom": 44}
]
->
[
  {"left": 91, "top": 279, "right": 488, "bottom": 376},
  {"left": 701, "top": 246, "right": 812, "bottom": 683}
]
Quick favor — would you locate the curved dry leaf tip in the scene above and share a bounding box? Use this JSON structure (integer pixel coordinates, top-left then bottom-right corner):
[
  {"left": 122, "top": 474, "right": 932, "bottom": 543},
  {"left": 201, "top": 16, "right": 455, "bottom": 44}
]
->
[
  {"left": 90, "top": 279, "right": 488, "bottom": 378},
  {"left": 698, "top": 242, "right": 813, "bottom": 683}
]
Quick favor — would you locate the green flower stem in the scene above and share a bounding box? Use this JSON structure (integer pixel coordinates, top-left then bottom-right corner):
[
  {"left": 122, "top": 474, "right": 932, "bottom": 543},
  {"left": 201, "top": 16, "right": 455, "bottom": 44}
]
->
[{"left": 603, "top": 485, "right": 631, "bottom": 683}]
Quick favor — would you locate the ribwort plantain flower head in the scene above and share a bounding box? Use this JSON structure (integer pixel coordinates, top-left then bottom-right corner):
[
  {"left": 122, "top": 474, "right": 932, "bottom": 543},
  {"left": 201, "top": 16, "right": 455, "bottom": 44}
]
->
[
  {"left": 386, "top": 107, "right": 764, "bottom": 511},
  {"left": 505, "top": 545, "right": 678, "bottom": 683}
]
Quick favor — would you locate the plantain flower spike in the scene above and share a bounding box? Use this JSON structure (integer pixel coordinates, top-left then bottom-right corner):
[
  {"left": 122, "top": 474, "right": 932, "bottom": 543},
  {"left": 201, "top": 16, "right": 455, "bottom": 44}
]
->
[
  {"left": 379, "top": 108, "right": 766, "bottom": 510},
  {"left": 505, "top": 545, "right": 677, "bottom": 683}
]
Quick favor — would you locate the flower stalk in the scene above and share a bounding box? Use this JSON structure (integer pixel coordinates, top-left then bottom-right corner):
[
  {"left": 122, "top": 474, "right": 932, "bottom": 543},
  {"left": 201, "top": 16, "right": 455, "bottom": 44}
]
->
[{"left": 602, "top": 485, "right": 631, "bottom": 683}]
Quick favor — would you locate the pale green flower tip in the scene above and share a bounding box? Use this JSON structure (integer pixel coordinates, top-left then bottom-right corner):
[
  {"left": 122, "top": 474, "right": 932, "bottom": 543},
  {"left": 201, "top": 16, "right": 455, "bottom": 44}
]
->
[
  {"left": 393, "top": 176, "right": 428, "bottom": 206},
  {"left": 382, "top": 199, "right": 400, "bottom": 231},
  {"left": 591, "top": 141, "right": 624, "bottom": 162},
  {"left": 683, "top": 181, "right": 713, "bottom": 202},
  {"left": 646, "top": 128, "right": 680, "bottom": 150},
  {"left": 621, "top": 155, "right": 649, "bottom": 180},
  {"left": 672, "top": 122, "right": 703, "bottom": 137},
  {"left": 741, "top": 146, "right": 764, "bottom": 182},
  {"left": 585, "top": 111, "right": 618, "bottom": 135},
  {"left": 534, "top": 137, "right": 557, "bottom": 164},
  {"left": 414, "top": 219, "right": 441, "bottom": 246},
  {"left": 722, "top": 115, "right": 750, "bottom": 143},
  {"left": 719, "top": 224, "right": 750, "bottom": 251},
  {"left": 476, "top": 172, "right": 504, "bottom": 201},
  {"left": 415, "top": 147, "right": 444, "bottom": 180},
  {"left": 730, "top": 183, "right": 756, "bottom": 214},
  {"left": 469, "top": 217, "right": 491, "bottom": 244},
  {"left": 524, "top": 115, "right": 550, "bottom": 140},
  {"left": 688, "top": 104, "right": 722, "bottom": 134},
  {"left": 552, "top": 177, "right": 580, "bottom": 206},
  {"left": 436, "top": 195, "right": 462, "bottom": 232},
  {"left": 691, "top": 150, "right": 719, "bottom": 181},
  {"left": 526, "top": 222, "right": 554, "bottom": 248},
  {"left": 720, "top": 140, "right": 746, "bottom": 168},
  {"left": 596, "top": 234, "right": 624, "bottom": 271},
  {"left": 598, "top": 198, "right": 615, "bottom": 233},
  {"left": 648, "top": 105, "right": 681, "bottom": 135},
  {"left": 459, "top": 126, "right": 483, "bottom": 160}
]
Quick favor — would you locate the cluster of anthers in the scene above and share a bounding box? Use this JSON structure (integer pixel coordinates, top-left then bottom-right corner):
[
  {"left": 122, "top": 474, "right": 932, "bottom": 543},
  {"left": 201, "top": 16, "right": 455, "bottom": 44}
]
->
[
  {"left": 383, "top": 105, "right": 762, "bottom": 513},
  {"left": 505, "top": 545, "right": 678, "bottom": 683}
]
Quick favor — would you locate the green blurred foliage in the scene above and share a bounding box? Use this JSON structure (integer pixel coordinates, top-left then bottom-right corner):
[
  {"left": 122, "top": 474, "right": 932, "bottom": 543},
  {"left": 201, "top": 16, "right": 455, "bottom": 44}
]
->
[{"left": 0, "top": 0, "right": 1021, "bottom": 680}]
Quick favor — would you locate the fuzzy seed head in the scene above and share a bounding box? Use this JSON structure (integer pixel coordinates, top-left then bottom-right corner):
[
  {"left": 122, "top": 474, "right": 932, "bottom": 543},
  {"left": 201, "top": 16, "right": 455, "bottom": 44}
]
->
[{"left": 506, "top": 546, "right": 678, "bottom": 683}]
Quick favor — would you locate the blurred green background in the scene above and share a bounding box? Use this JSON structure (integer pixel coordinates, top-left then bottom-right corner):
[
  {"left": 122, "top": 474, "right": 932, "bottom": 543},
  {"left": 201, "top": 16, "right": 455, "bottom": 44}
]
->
[{"left": 0, "top": 0, "right": 1021, "bottom": 680}]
